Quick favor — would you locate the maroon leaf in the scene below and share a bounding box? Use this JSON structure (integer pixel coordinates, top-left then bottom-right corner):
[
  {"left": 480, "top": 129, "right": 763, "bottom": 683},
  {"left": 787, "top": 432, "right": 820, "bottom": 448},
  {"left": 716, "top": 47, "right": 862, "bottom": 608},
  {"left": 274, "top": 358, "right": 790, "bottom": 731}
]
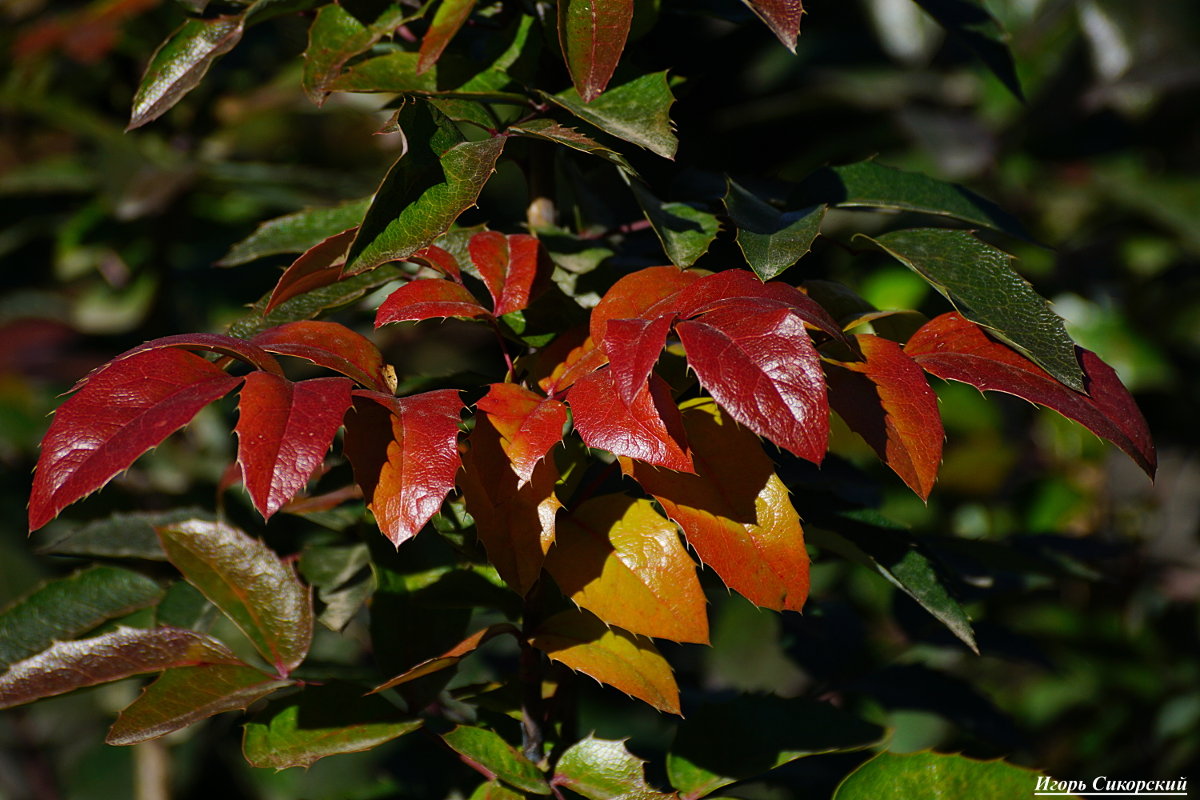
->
[
  {"left": 468, "top": 231, "right": 554, "bottom": 317},
  {"left": 104, "top": 332, "right": 284, "bottom": 378},
  {"left": 252, "top": 321, "right": 392, "bottom": 393},
  {"left": 558, "top": 0, "right": 634, "bottom": 103},
  {"left": 672, "top": 269, "right": 846, "bottom": 343},
  {"left": 376, "top": 279, "right": 492, "bottom": 325},
  {"left": 741, "top": 0, "right": 804, "bottom": 52},
  {"left": 602, "top": 314, "right": 675, "bottom": 405},
  {"left": 906, "top": 312, "right": 1156, "bottom": 477},
  {"left": 589, "top": 265, "right": 699, "bottom": 343},
  {"left": 29, "top": 348, "right": 242, "bottom": 531},
  {"left": 569, "top": 370, "right": 692, "bottom": 472},
  {"left": 408, "top": 244, "right": 463, "bottom": 282},
  {"left": 343, "top": 390, "right": 465, "bottom": 546},
  {"left": 677, "top": 303, "right": 828, "bottom": 463},
  {"left": 265, "top": 227, "right": 357, "bottom": 313},
  {"left": 475, "top": 383, "right": 567, "bottom": 485},
  {"left": 417, "top": 0, "right": 476, "bottom": 75},
  {"left": 235, "top": 374, "right": 354, "bottom": 519}
]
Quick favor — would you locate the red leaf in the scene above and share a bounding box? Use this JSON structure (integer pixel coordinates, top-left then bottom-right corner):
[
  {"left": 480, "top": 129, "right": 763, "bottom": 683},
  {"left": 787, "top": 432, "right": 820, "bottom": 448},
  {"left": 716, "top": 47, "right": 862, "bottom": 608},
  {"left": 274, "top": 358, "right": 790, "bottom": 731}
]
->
[
  {"left": 235, "top": 374, "right": 354, "bottom": 519},
  {"left": 827, "top": 334, "right": 943, "bottom": 500},
  {"left": 569, "top": 370, "right": 693, "bottom": 472},
  {"left": 408, "top": 244, "right": 462, "bottom": 283},
  {"left": 742, "top": 0, "right": 804, "bottom": 52},
  {"left": 602, "top": 314, "right": 675, "bottom": 405},
  {"left": 375, "top": 279, "right": 492, "bottom": 325},
  {"left": 29, "top": 348, "right": 242, "bottom": 531},
  {"left": 468, "top": 231, "right": 554, "bottom": 316},
  {"left": 265, "top": 227, "right": 357, "bottom": 314},
  {"left": 253, "top": 321, "right": 392, "bottom": 393},
  {"left": 677, "top": 303, "right": 828, "bottom": 463},
  {"left": 417, "top": 0, "right": 476, "bottom": 74},
  {"left": 672, "top": 269, "right": 846, "bottom": 343},
  {"left": 558, "top": 0, "right": 634, "bottom": 103},
  {"left": 906, "top": 312, "right": 1156, "bottom": 477},
  {"left": 105, "top": 332, "right": 284, "bottom": 379},
  {"left": 457, "top": 413, "right": 560, "bottom": 594},
  {"left": 475, "top": 383, "right": 567, "bottom": 485},
  {"left": 589, "top": 265, "right": 699, "bottom": 343},
  {"left": 343, "top": 389, "right": 465, "bottom": 546},
  {"left": 539, "top": 336, "right": 609, "bottom": 395}
]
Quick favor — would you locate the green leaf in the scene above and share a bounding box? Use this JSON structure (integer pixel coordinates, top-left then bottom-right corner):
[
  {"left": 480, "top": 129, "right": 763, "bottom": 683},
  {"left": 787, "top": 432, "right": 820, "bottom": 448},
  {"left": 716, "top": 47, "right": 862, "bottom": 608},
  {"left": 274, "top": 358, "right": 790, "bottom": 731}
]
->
[
  {"left": 327, "top": 52, "right": 438, "bottom": 95},
  {"left": 724, "top": 179, "right": 824, "bottom": 280},
  {"left": 225, "top": 264, "right": 404, "bottom": 338},
  {"left": 508, "top": 118, "right": 635, "bottom": 175},
  {"left": 667, "top": 696, "right": 886, "bottom": 798},
  {"left": 0, "top": 566, "right": 163, "bottom": 670},
  {"left": 418, "top": 0, "right": 477, "bottom": 74},
  {"left": 242, "top": 683, "right": 422, "bottom": 769},
  {"left": 469, "top": 781, "right": 527, "bottom": 800},
  {"left": 806, "top": 510, "right": 976, "bottom": 652},
  {"left": 631, "top": 182, "right": 719, "bottom": 267},
  {"left": 833, "top": 751, "right": 1072, "bottom": 800},
  {"left": 546, "top": 72, "right": 677, "bottom": 160},
  {"left": 858, "top": 228, "right": 1085, "bottom": 391},
  {"left": 794, "top": 160, "right": 1032, "bottom": 242},
  {"left": 127, "top": 15, "right": 245, "bottom": 130},
  {"left": 303, "top": 4, "right": 420, "bottom": 104},
  {"left": 440, "top": 725, "right": 550, "bottom": 795},
  {"left": 218, "top": 197, "right": 372, "bottom": 266},
  {"left": 910, "top": 0, "right": 1024, "bottom": 100},
  {"left": 558, "top": 0, "right": 634, "bottom": 102},
  {"left": 157, "top": 520, "right": 313, "bottom": 677},
  {"left": 345, "top": 103, "right": 506, "bottom": 274},
  {"left": 106, "top": 664, "right": 290, "bottom": 745},
  {"left": 299, "top": 543, "right": 375, "bottom": 632},
  {"left": 35, "top": 509, "right": 215, "bottom": 560},
  {"left": 553, "top": 735, "right": 673, "bottom": 800}
]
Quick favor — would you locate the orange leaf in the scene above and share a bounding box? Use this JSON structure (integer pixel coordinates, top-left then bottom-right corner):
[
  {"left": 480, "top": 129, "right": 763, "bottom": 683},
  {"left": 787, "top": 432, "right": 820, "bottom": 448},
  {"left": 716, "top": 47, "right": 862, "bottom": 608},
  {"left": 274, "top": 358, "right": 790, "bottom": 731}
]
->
[
  {"left": 589, "top": 265, "right": 699, "bottom": 342},
  {"left": 624, "top": 399, "right": 809, "bottom": 613},
  {"left": 539, "top": 336, "right": 609, "bottom": 395},
  {"left": 476, "top": 383, "right": 567, "bottom": 485},
  {"left": 530, "top": 609, "right": 679, "bottom": 714},
  {"left": 372, "top": 623, "right": 518, "bottom": 692},
  {"left": 544, "top": 495, "right": 708, "bottom": 644}
]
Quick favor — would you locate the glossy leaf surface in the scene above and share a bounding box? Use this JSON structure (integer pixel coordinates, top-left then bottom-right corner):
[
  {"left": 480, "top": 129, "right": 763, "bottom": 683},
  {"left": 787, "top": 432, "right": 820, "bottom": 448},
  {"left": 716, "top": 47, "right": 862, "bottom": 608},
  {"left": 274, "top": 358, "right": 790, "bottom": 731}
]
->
[
  {"left": 157, "top": 520, "right": 313, "bottom": 676},
  {"left": 833, "top": 751, "right": 1051, "bottom": 800},
  {"left": 29, "top": 348, "right": 241, "bottom": 531},
  {"left": 861, "top": 228, "right": 1084, "bottom": 391},
  {"left": 625, "top": 399, "right": 809, "bottom": 613},
  {"left": 677, "top": 303, "right": 828, "bottom": 463},
  {"left": 442, "top": 726, "right": 551, "bottom": 795},
  {"left": 724, "top": 179, "right": 824, "bottom": 280},
  {"left": 107, "top": 664, "right": 290, "bottom": 745},
  {"left": 602, "top": 314, "right": 675, "bottom": 405},
  {"left": 548, "top": 72, "right": 678, "bottom": 160},
  {"left": 0, "top": 626, "right": 238, "bottom": 710},
  {"left": 545, "top": 494, "right": 707, "bottom": 644},
  {"left": 376, "top": 279, "right": 492, "bottom": 324},
  {"left": 469, "top": 231, "right": 554, "bottom": 316},
  {"left": 559, "top": 0, "right": 634, "bottom": 102},
  {"left": 670, "top": 269, "right": 845, "bottom": 342},
  {"left": 343, "top": 390, "right": 465, "bottom": 545},
  {"left": 741, "top": 0, "right": 804, "bottom": 52},
  {"left": 418, "top": 0, "right": 476, "bottom": 74},
  {"left": 264, "top": 227, "right": 357, "bottom": 313},
  {"left": 327, "top": 51, "right": 436, "bottom": 94},
  {"left": 530, "top": 609, "right": 679, "bottom": 714},
  {"left": 589, "top": 265, "right": 699, "bottom": 343},
  {"left": 235, "top": 374, "right": 353, "bottom": 519},
  {"left": 826, "top": 334, "right": 942, "bottom": 499},
  {"left": 0, "top": 567, "right": 163, "bottom": 669},
  {"left": 128, "top": 15, "right": 244, "bottom": 129},
  {"left": 303, "top": 4, "right": 411, "bottom": 103},
  {"left": 554, "top": 735, "right": 674, "bottom": 800},
  {"left": 218, "top": 197, "right": 371, "bottom": 266},
  {"left": 476, "top": 383, "right": 567, "bottom": 485},
  {"left": 540, "top": 336, "right": 610, "bottom": 395},
  {"left": 906, "top": 313, "right": 1155, "bottom": 476},
  {"left": 568, "top": 370, "right": 693, "bottom": 472},
  {"left": 631, "top": 181, "right": 720, "bottom": 268},
  {"left": 253, "top": 320, "right": 391, "bottom": 392}
]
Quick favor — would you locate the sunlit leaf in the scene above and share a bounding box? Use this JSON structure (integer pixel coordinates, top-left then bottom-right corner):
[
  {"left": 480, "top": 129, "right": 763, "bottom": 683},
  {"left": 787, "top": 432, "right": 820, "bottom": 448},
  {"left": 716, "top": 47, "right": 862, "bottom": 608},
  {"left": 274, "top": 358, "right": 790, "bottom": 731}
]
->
[
  {"left": 469, "top": 782, "right": 526, "bottom": 800},
  {"left": 601, "top": 314, "right": 675, "bottom": 405},
  {"left": 419, "top": 0, "right": 477, "bottom": 74},
  {"left": 724, "top": 179, "right": 824, "bottom": 280},
  {"left": 264, "top": 227, "right": 357, "bottom": 313},
  {"left": 833, "top": 751, "right": 1056, "bottom": 800},
  {"left": 476, "top": 383, "right": 567, "bottom": 485},
  {"left": 631, "top": 181, "right": 719, "bottom": 268},
  {"left": 441, "top": 725, "right": 551, "bottom": 795},
  {"left": 252, "top": 321, "right": 392, "bottom": 393},
  {"left": 568, "top": 371, "right": 693, "bottom": 472},
  {"left": 303, "top": 4, "right": 414, "bottom": 104},
  {"left": 107, "top": 663, "right": 290, "bottom": 745},
  {"left": 553, "top": 735, "right": 674, "bottom": 800},
  {"left": 229, "top": 265, "right": 406, "bottom": 338},
  {"left": 740, "top": 0, "right": 804, "bottom": 52},
  {"left": 558, "top": 0, "right": 634, "bottom": 102},
  {"left": 624, "top": 399, "right": 809, "bottom": 613},
  {"left": 373, "top": 623, "right": 518, "bottom": 691},
  {"left": 589, "top": 265, "right": 699, "bottom": 343},
  {"left": 539, "top": 336, "right": 610, "bottom": 395},
  {"left": 469, "top": 231, "right": 555, "bottom": 316},
  {"left": 544, "top": 494, "right": 708, "bottom": 644},
  {"left": 530, "top": 609, "right": 679, "bottom": 714},
  {"left": 217, "top": 197, "right": 371, "bottom": 267},
  {"left": 670, "top": 269, "right": 846, "bottom": 343},
  {"left": 34, "top": 509, "right": 212, "bottom": 561},
  {"left": 547, "top": 72, "right": 678, "bottom": 160},
  {"left": 376, "top": 279, "right": 493, "bottom": 324}
]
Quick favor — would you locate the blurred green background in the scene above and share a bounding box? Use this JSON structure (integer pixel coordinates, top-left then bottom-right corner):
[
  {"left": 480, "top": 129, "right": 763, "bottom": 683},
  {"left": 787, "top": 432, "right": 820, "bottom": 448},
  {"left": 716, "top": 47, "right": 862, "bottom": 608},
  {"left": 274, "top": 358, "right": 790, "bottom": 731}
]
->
[{"left": 1, "top": 1, "right": 1198, "bottom": 797}]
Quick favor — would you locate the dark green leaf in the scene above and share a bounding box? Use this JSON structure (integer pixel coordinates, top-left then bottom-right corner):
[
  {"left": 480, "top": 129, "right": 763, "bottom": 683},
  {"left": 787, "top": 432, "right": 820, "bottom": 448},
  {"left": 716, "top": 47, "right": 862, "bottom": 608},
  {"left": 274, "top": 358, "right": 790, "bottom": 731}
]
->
[
  {"left": 793, "top": 160, "right": 1031, "bottom": 241},
  {"left": 157, "top": 520, "right": 313, "bottom": 677},
  {"left": 107, "top": 664, "right": 290, "bottom": 745},
  {"left": 0, "top": 566, "right": 163, "bottom": 670},
  {"left": 833, "top": 751, "right": 1068, "bottom": 800},
  {"left": 910, "top": 0, "right": 1024, "bottom": 100},
  {"left": 441, "top": 725, "right": 550, "bottom": 795},
  {"left": 300, "top": 543, "right": 376, "bottom": 632},
  {"left": 127, "top": 15, "right": 245, "bottom": 130},
  {"left": 155, "top": 581, "right": 217, "bottom": 631},
  {"left": 858, "top": 228, "right": 1085, "bottom": 391},
  {"left": 546, "top": 72, "right": 677, "bottom": 160},
  {"left": 631, "top": 182, "right": 719, "bottom": 267},
  {"left": 345, "top": 103, "right": 506, "bottom": 274},
  {"left": 243, "top": 0, "right": 324, "bottom": 25},
  {"left": 508, "top": 118, "right": 635, "bottom": 175},
  {"left": 225, "top": 264, "right": 404, "bottom": 338},
  {"left": 33, "top": 509, "right": 215, "bottom": 561},
  {"left": 328, "top": 52, "right": 439, "bottom": 95},
  {"left": 242, "top": 683, "right": 422, "bottom": 769},
  {"left": 724, "top": 179, "right": 824, "bottom": 280},
  {"left": 667, "top": 696, "right": 886, "bottom": 798},
  {"left": 553, "top": 735, "right": 673, "bottom": 800},
  {"left": 218, "top": 197, "right": 372, "bottom": 266},
  {"left": 303, "top": 4, "right": 419, "bottom": 104}
]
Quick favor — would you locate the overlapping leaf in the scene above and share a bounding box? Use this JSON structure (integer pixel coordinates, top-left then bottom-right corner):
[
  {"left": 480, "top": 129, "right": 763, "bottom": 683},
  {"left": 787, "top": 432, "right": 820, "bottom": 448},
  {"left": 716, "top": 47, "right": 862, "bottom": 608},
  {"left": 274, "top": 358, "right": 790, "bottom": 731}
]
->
[
  {"left": 377, "top": 279, "right": 492, "bottom": 324},
  {"left": 343, "top": 390, "right": 465, "bottom": 545},
  {"left": 218, "top": 197, "right": 371, "bottom": 266},
  {"left": 157, "top": 520, "right": 313, "bottom": 676},
  {"left": 553, "top": 735, "right": 675, "bottom": 800},
  {"left": 741, "top": 0, "right": 804, "bottom": 52},
  {"left": 29, "top": 348, "right": 242, "bottom": 531},
  {"left": 539, "top": 335, "right": 610, "bottom": 395},
  {"left": 469, "top": 231, "right": 555, "bottom": 316},
  {"left": 559, "top": 0, "right": 634, "bottom": 102},
  {"left": 264, "top": 227, "right": 357, "bottom": 313},
  {"left": 507, "top": 119, "right": 635, "bottom": 174},
  {"left": 419, "top": 0, "right": 477, "bottom": 74},
  {"left": 589, "top": 265, "right": 698, "bottom": 343},
  {"left": 252, "top": 321, "right": 392, "bottom": 392},
  {"left": 631, "top": 181, "right": 720, "bottom": 268},
  {"left": 530, "top": 609, "right": 679, "bottom": 714},
  {"left": 826, "top": 333, "right": 943, "bottom": 499},
  {"left": 441, "top": 726, "right": 551, "bottom": 795},
  {"left": 303, "top": 4, "right": 412, "bottom": 104},
  {"left": 475, "top": 383, "right": 567, "bottom": 485},
  {"left": 547, "top": 72, "right": 678, "bottom": 160},
  {"left": 724, "top": 179, "right": 824, "bottom": 280},
  {"left": 235, "top": 373, "right": 354, "bottom": 518},
  {"left": 0, "top": 627, "right": 239, "bottom": 710},
  {"left": 544, "top": 494, "right": 707, "bottom": 644},
  {"left": 669, "top": 269, "right": 846, "bottom": 342},
  {"left": 906, "top": 312, "right": 1155, "bottom": 476},
  {"left": 568, "top": 370, "right": 693, "bottom": 472},
  {"left": 457, "top": 414, "right": 560, "bottom": 595},
  {"left": 625, "top": 399, "right": 809, "bottom": 613},
  {"left": 910, "top": 0, "right": 1024, "bottom": 100},
  {"left": 601, "top": 314, "right": 675, "bottom": 404},
  {"left": 328, "top": 51, "right": 436, "bottom": 94}
]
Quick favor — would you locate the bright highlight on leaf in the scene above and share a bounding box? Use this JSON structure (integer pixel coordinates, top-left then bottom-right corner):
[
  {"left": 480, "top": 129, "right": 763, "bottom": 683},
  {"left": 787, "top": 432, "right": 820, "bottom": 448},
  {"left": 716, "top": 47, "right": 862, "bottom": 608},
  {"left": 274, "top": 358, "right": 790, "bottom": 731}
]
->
[{"left": 476, "top": 383, "right": 567, "bottom": 485}]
